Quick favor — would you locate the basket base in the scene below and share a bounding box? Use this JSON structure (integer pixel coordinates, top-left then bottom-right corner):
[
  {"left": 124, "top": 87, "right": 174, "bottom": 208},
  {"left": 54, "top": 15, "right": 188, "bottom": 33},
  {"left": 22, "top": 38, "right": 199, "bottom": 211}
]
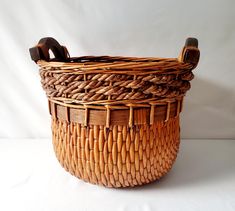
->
[{"left": 51, "top": 117, "right": 180, "bottom": 188}]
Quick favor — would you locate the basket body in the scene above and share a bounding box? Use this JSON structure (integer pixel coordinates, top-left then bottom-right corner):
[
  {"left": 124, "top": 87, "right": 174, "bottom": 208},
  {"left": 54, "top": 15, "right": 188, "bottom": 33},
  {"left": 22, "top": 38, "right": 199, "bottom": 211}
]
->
[
  {"left": 30, "top": 37, "right": 200, "bottom": 188},
  {"left": 48, "top": 99, "right": 181, "bottom": 187},
  {"left": 52, "top": 117, "right": 180, "bottom": 187}
]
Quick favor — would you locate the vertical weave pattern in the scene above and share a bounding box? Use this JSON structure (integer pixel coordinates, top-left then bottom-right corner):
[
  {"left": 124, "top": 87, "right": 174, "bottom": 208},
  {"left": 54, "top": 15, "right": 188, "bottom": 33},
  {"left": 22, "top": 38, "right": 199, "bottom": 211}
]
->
[{"left": 52, "top": 117, "right": 180, "bottom": 188}]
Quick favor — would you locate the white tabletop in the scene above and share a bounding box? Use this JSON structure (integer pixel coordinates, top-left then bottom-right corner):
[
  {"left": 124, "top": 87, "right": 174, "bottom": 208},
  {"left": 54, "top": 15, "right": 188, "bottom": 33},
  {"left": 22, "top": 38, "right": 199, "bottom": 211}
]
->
[{"left": 1, "top": 139, "right": 235, "bottom": 211}]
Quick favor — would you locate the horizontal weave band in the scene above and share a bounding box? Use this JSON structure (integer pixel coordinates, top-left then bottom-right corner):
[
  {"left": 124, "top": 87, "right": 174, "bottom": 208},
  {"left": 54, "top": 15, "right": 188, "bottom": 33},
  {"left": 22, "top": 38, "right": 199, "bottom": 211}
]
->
[{"left": 48, "top": 98, "right": 183, "bottom": 127}]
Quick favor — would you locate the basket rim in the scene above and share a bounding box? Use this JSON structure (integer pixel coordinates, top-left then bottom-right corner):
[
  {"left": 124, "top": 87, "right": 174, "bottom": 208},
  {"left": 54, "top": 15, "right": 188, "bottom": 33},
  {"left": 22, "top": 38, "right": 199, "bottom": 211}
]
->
[
  {"left": 30, "top": 37, "right": 200, "bottom": 70},
  {"left": 37, "top": 56, "right": 194, "bottom": 73}
]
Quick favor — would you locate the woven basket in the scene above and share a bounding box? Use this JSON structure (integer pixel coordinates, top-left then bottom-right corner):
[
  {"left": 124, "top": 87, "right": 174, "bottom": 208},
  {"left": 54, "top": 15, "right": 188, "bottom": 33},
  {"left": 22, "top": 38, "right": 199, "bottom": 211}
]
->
[{"left": 30, "top": 37, "right": 200, "bottom": 188}]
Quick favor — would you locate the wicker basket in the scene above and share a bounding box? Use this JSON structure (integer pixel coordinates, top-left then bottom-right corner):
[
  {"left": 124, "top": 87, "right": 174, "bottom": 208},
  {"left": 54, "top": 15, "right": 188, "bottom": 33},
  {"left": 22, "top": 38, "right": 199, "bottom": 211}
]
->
[{"left": 29, "top": 37, "right": 200, "bottom": 188}]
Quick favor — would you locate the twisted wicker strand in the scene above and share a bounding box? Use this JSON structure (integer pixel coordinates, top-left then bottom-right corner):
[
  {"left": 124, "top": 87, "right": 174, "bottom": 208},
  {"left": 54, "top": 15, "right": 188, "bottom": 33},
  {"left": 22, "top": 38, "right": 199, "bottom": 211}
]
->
[{"left": 40, "top": 67, "right": 193, "bottom": 103}]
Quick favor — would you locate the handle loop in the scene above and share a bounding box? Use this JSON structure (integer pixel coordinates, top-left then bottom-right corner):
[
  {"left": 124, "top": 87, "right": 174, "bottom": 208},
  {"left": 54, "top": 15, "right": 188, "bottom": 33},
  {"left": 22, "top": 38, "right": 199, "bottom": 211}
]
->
[
  {"left": 178, "top": 37, "right": 200, "bottom": 67},
  {"left": 29, "top": 37, "right": 69, "bottom": 62}
]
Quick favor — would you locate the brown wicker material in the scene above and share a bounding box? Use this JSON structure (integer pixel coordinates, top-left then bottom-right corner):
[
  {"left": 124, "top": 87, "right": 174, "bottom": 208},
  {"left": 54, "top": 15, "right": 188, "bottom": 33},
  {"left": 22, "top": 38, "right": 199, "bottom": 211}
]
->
[
  {"left": 52, "top": 117, "right": 180, "bottom": 187},
  {"left": 30, "top": 37, "right": 200, "bottom": 188}
]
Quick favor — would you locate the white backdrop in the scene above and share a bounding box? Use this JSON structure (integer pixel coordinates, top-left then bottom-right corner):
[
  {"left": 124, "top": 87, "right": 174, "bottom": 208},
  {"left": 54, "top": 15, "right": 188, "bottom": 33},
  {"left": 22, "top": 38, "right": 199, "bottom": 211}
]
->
[{"left": 0, "top": 0, "right": 234, "bottom": 139}]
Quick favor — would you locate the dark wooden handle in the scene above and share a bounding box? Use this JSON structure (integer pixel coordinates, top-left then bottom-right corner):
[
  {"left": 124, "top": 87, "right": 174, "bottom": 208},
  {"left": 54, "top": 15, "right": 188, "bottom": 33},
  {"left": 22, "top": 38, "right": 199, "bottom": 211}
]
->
[
  {"left": 29, "top": 37, "right": 69, "bottom": 62},
  {"left": 185, "top": 37, "right": 198, "bottom": 48},
  {"left": 179, "top": 37, "right": 200, "bottom": 67}
]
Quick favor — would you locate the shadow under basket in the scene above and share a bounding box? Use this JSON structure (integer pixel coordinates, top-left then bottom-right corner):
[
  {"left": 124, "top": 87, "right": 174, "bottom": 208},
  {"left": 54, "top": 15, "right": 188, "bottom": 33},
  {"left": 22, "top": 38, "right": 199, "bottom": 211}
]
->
[{"left": 30, "top": 37, "right": 200, "bottom": 188}]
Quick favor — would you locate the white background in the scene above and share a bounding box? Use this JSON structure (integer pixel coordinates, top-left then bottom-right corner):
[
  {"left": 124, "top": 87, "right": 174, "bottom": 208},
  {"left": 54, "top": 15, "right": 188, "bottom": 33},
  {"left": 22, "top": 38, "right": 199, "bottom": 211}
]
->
[
  {"left": 0, "top": 139, "right": 234, "bottom": 211},
  {"left": 0, "top": 1, "right": 235, "bottom": 211},
  {"left": 0, "top": 0, "right": 235, "bottom": 139}
]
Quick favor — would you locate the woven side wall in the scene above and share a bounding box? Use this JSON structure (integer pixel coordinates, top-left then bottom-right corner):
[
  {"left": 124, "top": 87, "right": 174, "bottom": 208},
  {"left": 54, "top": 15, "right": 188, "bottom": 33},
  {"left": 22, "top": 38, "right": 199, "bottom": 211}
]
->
[{"left": 52, "top": 117, "right": 180, "bottom": 188}]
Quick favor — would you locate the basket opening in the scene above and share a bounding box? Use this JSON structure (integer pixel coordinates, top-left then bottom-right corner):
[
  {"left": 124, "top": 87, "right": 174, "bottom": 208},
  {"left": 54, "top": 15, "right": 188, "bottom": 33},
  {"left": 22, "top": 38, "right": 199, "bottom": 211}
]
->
[{"left": 66, "top": 56, "right": 177, "bottom": 64}]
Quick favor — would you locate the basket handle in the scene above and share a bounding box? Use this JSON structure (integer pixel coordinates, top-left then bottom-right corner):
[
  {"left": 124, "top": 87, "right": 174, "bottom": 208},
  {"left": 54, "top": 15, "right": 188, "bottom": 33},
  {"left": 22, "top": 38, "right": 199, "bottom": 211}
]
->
[
  {"left": 29, "top": 37, "right": 69, "bottom": 62},
  {"left": 178, "top": 37, "right": 200, "bottom": 67}
]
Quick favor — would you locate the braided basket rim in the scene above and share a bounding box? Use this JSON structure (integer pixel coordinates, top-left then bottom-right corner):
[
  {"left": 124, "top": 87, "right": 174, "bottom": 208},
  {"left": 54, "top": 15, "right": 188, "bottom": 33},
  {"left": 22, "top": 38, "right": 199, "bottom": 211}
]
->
[{"left": 34, "top": 38, "right": 200, "bottom": 109}]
